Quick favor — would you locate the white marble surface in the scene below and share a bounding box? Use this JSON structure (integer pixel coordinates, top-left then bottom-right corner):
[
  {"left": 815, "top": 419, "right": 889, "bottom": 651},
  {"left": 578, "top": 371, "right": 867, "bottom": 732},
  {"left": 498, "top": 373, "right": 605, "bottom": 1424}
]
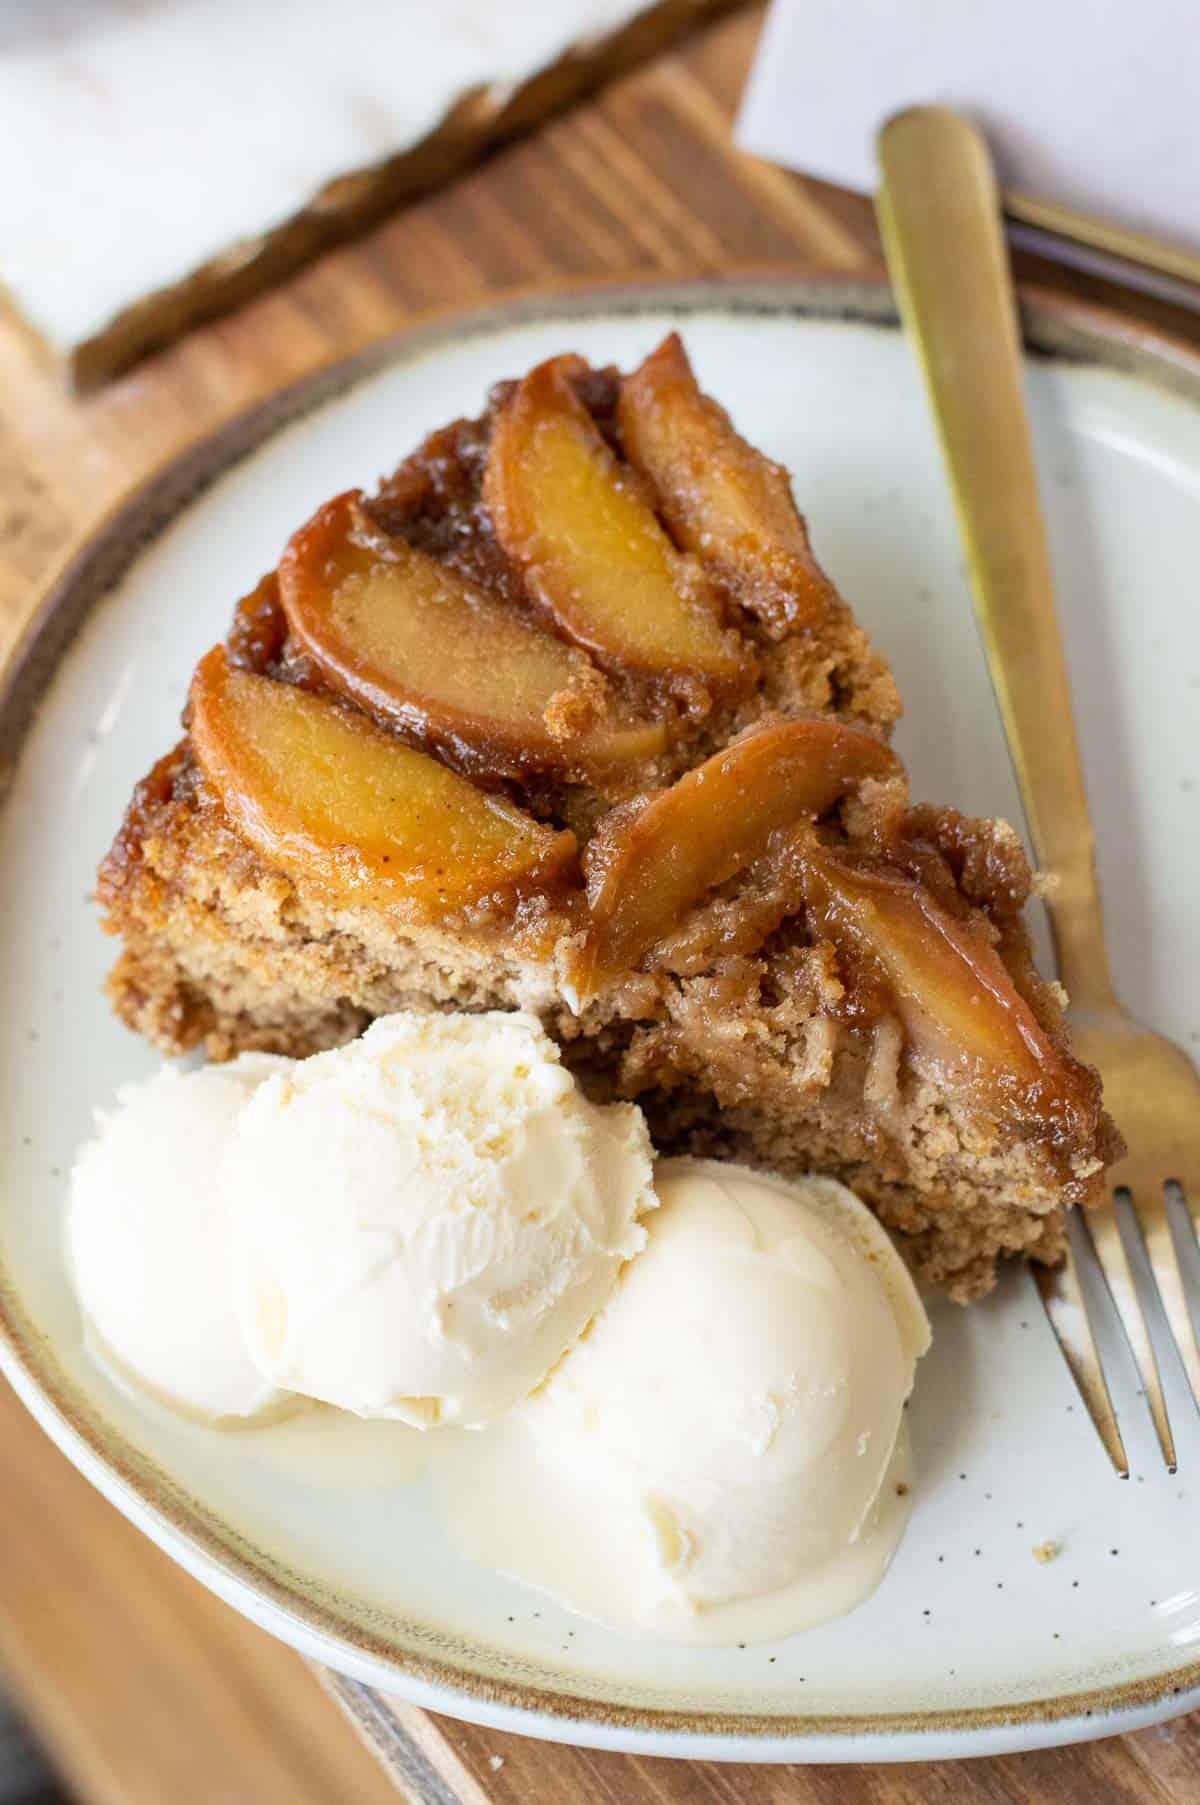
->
[{"left": 0, "top": 0, "right": 647, "bottom": 355}]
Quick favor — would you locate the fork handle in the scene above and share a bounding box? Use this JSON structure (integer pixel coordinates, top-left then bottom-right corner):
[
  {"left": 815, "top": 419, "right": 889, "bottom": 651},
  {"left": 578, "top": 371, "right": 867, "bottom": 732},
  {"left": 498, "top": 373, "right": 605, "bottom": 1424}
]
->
[{"left": 875, "top": 107, "right": 1117, "bottom": 1017}]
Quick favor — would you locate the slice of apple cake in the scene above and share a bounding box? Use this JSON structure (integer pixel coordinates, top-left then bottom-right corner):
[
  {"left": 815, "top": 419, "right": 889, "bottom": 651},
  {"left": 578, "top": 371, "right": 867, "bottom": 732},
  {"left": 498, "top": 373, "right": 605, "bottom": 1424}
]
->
[{"left": 98, "top": 333, "right": 1120, "bottom": 1299}]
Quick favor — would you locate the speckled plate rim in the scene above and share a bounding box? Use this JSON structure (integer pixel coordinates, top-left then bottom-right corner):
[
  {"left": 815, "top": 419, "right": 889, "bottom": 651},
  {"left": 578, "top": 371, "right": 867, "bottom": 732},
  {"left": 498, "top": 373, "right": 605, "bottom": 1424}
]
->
[{"left": 4, "top": 271, "right": 1200, "bottom": 1763}]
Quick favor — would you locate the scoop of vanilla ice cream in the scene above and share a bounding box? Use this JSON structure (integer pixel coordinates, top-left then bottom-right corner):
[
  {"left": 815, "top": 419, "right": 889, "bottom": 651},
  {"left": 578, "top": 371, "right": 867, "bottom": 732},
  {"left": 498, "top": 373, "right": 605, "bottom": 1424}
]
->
[
  {"left": 512, "top": 1158, "right": 930, "bottom": 1628},
  {"left": 67, "top": 1055, "right": 295, "bottom": 1424},
  {"left": 224, "top": 1011, "right": 655, "bottom": 1427}
]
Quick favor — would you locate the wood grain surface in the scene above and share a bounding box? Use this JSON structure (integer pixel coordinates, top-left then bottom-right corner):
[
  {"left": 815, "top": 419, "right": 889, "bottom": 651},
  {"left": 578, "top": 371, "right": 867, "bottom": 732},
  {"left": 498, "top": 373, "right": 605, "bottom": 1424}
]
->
[
  {"left": 329, "top": 1678, "right": 1200, "bottom": 1805},
  {"left": 2, "top": 6, "right": 1199, "bottom": 1800},
  {"left": 0, "top": 1373, "right": 411, "bottom": 1805}
]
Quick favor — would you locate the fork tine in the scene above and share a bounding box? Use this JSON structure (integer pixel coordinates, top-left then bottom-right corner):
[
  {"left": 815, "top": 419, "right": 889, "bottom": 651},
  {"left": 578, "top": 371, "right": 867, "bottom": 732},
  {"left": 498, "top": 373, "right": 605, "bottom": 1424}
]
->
[
  {"left": 1126, "top": 1183, "right": 1200, "bottom": 1418},
  {"left": 1175, "top": 1179, "right": 1200, "bottom": 1235},
  {"left": 1084, "top": 1199, "right": 1177, "bottom": 1472},
  {"left": 1035, "top": 1244, "right": 1128, "bottom": 1478}
]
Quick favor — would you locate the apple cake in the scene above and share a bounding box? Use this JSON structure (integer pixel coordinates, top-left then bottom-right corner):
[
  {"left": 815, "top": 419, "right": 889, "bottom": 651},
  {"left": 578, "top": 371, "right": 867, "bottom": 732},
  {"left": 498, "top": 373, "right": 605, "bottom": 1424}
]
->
[{"left": 98, "top": 333, "right": 1120, "bottom": 1300}]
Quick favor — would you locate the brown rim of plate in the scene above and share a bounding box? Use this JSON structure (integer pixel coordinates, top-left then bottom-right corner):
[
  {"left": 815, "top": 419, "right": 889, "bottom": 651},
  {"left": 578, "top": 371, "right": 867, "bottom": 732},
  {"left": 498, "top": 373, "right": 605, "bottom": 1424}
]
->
[{"left": 3, "top": 270, "right": 1200, "bottom": 1747}]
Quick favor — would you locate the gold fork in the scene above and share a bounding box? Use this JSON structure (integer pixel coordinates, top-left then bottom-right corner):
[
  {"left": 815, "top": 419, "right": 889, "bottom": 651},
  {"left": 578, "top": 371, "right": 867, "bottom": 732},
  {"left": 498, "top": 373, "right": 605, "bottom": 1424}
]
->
[{"left": 875, "top": 106, "right": 1200, "bottom": 1475}]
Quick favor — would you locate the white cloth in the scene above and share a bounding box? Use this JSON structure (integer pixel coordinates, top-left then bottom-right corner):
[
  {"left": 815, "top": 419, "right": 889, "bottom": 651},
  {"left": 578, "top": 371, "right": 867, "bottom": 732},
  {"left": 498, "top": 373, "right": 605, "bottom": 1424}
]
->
[{"left": 738, "top": 0, "right": 1200, "bottom": 253}]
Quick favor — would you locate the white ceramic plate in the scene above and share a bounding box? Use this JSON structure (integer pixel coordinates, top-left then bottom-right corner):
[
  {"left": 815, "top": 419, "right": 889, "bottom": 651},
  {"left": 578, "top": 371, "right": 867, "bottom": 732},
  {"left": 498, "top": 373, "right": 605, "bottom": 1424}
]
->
[{"left": 2, "top": 279, "right": 1200, "bottom": 1764}]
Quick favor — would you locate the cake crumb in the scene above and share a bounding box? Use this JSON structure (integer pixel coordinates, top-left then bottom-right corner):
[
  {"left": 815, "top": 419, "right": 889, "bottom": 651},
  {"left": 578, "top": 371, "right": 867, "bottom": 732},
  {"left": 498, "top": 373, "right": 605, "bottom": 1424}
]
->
[
  {"left": 1033, "top": 1539, "right": 1061, "bottom": 1564},
  {"left": 895, "top": 1482, "right": 909, "bottom": 1496}
]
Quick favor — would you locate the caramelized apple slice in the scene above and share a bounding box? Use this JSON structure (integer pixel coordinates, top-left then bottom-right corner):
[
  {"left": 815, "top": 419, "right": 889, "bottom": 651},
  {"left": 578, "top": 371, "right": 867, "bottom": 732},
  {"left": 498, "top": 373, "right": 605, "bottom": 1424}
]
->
[
  {"left": 485, "top": 356, "right": 752, "bottom": 692},
  {"left": 277, "top": 492, "right": 665, "bottom": 780},
  {"left": 572, "top": 719, "right": 899, "bottom": 998},
  {"left": 796, "top": 842, "right": 1083, "bottom": 1099},
  {"left": 619, "top": 333, "right": 838, "bottom": 635},
  {"left": 189, "top": 646, "right": 577, "bottom": 912}
]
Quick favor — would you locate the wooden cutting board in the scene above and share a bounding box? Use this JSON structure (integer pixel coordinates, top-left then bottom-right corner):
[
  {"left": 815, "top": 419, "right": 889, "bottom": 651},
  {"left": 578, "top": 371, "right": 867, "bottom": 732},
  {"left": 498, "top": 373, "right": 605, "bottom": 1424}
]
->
[{"left": 2, "top": 7, "right": 1200, "bottom": 1800}]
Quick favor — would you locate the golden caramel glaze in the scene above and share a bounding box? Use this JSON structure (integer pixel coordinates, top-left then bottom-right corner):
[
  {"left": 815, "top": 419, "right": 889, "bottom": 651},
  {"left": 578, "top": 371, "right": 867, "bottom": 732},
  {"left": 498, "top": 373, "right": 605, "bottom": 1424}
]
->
[
  {"left": 225, "top": 571, "right": 290, "bottom": 671},
  {"left": 277, "top": 489, "right": 667, "bottom": 785},
  {"left": 791, "top": 834, "right": 1105, "bottom": 1151},
  {"left": 97, "top": 740, "right": 194, "bottom": 914},
  {"left": 571, "top": 718, "right": 902, "bottom": 1000},
  {"left": 188, "top": 645, "right": 580, "bottom": 918},
  {"left": 368, "top": 355, "right": 898, "bottom": 756},
  {"left": 484, "top": 354, "right": 755, "bottom": 702},
  {"left": 619, "top": 333, "right": 839, "bottom": 638}
]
